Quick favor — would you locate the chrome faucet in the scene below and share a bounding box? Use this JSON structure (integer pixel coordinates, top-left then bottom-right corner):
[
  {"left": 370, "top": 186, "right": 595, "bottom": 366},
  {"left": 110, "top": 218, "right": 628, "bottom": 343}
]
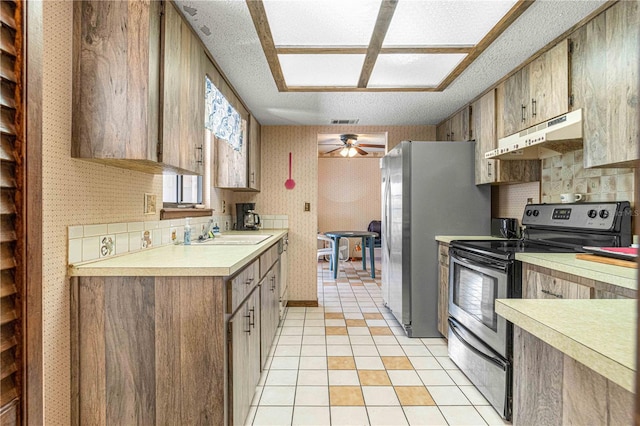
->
[{"left": 198, "top": 218, "right": 214, "bottom": 241}]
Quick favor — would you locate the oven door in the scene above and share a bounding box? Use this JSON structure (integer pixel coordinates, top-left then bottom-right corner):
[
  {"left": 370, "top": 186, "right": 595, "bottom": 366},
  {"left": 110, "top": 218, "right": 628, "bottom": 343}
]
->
[{"left": 448, "top": 247, "right": 510, "bottom": 357}]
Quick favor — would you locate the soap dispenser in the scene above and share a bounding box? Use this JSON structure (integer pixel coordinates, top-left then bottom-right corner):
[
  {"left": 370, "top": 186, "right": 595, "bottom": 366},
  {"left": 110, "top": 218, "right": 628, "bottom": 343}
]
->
[{"left": 184, "top": 218, "right": 192, "bottom": 245}]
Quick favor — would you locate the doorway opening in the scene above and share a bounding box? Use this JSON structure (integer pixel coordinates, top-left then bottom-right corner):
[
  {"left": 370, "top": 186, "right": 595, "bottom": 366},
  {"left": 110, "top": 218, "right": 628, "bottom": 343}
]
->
[{"left": 316, "top": 132, "right": 386, "bottom": 281}]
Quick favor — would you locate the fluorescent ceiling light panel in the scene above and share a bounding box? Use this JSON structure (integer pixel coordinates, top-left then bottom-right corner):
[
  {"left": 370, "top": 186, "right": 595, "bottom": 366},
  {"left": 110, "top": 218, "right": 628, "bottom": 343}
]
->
[
  {"left": 368, "top": 53, "right": 467, "bottom": 87},
  {"left": 279, "top": 54, "right": 365, "bottom": 86},
  {"left": 263, "top": 0, "right": 380, "bottom": 46},
  {"left": 383, "top": 1, "right": 518, "bottom": 46}
]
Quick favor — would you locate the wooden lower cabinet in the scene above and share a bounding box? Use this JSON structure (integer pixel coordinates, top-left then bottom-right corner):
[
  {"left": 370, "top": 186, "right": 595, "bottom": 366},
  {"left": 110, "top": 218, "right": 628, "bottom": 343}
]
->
[
  {"left": 229, "top": 286, "right": 261, "bottom": 426},
  {"left": 514, "top": 263, "right": 635, "bottom": 425},
  {"left": 71, "top": 240, "right": 287, "bottom": 426},
  {"left": 437, "top": 242, "right": 450, "bottom": 337},
  {"left": 522, "top": 263, "right": 635, "bottom": 300},
  {"left": 524, "top": 268, "right": 592, "bottom": 299},
  {"left": 279, "top": 237, "right": 289, "bottom": 320},
  {"left": 513, "top": 327, "right": 633, "bottom": 426},
  {"left": 260, "top": 261, "right": 280, "bottom": 368},
  {"left": 71, "top": 275, "right": 226, "bottom": 425}
]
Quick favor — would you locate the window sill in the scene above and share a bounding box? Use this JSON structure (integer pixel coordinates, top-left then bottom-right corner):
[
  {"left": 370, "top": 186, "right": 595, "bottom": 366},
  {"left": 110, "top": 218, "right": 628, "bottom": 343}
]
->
[{"left": 160, "top": 208, "right": 213, "bottom": 221}]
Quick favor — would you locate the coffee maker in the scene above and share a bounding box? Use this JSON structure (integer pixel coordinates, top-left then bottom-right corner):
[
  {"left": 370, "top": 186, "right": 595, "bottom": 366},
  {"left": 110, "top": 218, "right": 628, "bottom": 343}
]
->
[{"left": 236, "top": 203, "right": 261, "bottom": 230}]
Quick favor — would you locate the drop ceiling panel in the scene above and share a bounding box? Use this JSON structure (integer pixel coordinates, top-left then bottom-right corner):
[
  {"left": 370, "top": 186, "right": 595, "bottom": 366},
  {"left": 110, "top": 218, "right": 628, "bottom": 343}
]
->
[
  {"left": 383, "top": 0, "right": 518, "bottom": 46},
  {"left": 263, "top": 0, "right": 380, "bottom": 46},
  {"left": 368, "top": 53, "right": 467, "bottom": 88},
  {"left": 279, "top": 54, "right": 366, "bottom": 86}
]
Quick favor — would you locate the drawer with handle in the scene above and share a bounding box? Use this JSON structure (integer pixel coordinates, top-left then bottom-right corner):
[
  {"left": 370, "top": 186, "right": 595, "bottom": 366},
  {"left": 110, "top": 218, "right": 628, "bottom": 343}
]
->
[{"left": 227, "top": 260, "right": 259, "bottom": 314}]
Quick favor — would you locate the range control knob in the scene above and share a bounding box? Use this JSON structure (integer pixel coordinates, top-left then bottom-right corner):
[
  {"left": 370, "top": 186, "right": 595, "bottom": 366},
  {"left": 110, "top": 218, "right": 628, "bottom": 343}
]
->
[
  {"left": 525, "top": 209, "right": 532, "bottom": 216},
  {"left": 599, "top": 209, "right": 610, "bottom": 219},
  {"left": 532, "top": 210, "right": 539, "bottom": 217},
  {"left": 587, "top": 209, "right": 598, "bottom": 219}
]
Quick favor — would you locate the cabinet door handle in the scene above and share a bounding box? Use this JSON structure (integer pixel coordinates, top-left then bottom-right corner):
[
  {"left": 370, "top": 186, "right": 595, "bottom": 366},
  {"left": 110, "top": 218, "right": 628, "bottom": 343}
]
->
[
  {"left": 271, "top": 276, "right": 276, "bottom": 292},
  {"left": 244, "top": 311, "right": 251, "bottom": 334},
  {"left": 250, "top": 172, "right": 255, "bottom": 184},
  {"left": 249, "top": 307, "right": 256, "bottom": 328},
  {"left": 521, "top": 104, "right": 527, "bottom": 122},
  {"left": 195, "top": 144, "right": 203, "bottom": 164},
  {"left": 245, "top": 277, "right": 254, "bottom": 286},
  {"left": 541, "top": 289, "right": 563, "bottom": 298},
  {"left": 446, "top": 133, "right": 450, "bottom": 141},
  {"left": 450, "top": 131, "right": 454, "bottom": 141},
  {"left": 531, "top": 98, "right": 537, "bottom": 117},
  {"left": 487, "top": 160, "right": 493, "bottom": 178}
]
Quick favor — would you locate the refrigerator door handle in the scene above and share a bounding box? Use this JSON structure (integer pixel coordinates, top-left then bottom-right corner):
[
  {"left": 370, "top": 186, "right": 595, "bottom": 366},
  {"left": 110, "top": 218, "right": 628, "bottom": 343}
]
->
[
  {"left": 383, "top": 177, "right": 391, "bottom": 255},
  {"left": 448, "top": 318, "right": 508, "bottom": 371}
]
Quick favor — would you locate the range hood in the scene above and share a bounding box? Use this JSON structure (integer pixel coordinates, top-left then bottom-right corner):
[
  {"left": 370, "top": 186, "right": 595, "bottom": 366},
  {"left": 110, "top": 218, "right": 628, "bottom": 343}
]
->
[{"left": 485, "top": 109, "right": 583, "bottom": 160}]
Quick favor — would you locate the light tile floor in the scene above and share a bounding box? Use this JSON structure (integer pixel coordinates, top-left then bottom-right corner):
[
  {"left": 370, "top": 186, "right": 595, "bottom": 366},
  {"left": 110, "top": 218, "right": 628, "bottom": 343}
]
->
[{"left": 245, "top": 260, "right": 510, "bottom": 425}]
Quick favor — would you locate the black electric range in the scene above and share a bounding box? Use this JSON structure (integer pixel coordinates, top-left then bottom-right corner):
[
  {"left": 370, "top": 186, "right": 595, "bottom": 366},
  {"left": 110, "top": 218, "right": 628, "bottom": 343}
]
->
[
  {"left": 446, "top": 201, "right": 632, "bottom": 421},
  {"left": 452, "top": 201, "right": 632, "bottom": 259}
]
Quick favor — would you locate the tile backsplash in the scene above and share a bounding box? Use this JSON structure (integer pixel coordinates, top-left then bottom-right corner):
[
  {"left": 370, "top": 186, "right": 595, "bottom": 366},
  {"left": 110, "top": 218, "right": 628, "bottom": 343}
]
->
[
  {"left": 541, "top": 150, "right": 635, "bottom": 204},
  {"left": 68, "top": 214, "right": 288, "bottom": 264}
]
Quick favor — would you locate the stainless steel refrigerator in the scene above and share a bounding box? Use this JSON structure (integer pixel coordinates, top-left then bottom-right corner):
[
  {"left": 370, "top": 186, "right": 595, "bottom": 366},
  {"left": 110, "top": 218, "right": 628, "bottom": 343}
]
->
[{"left": 381, "top": 141, "right": 491, "bottom": 337}]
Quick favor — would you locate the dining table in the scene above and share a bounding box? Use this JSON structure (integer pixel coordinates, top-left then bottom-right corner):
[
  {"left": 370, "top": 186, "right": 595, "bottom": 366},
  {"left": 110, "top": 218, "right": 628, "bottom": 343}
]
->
[{"left": 324, "top": 231, "right": 379, "bottom": 279}]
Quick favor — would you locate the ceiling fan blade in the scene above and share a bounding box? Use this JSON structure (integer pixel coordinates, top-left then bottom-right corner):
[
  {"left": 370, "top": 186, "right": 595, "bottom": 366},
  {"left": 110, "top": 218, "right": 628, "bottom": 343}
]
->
[
  {"left": 324, "top": 147, "right": 343, "bottom": 154},
  {"left": 353, "top": 146, "right": 368, "bottom": 156},
  {"left": 358, "top": 143, "right": 384, "bottom": 148}
]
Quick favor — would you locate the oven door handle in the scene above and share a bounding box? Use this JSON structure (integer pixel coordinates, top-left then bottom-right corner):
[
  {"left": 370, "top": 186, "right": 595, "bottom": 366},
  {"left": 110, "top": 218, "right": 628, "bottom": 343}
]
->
[
  {"left": 448, "top": 318, "right": 508, "bottom": 371},
  {"left": 450, "top": 249, "right": 509, "bottom": 273}
]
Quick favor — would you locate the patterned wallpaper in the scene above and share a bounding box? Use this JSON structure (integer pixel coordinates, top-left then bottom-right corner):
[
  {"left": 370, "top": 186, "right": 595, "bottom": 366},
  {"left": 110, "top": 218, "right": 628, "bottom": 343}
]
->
[
  {"left": 492, "top": 182, "right": 541, "bottom": 223},
  {"left": 42, "top": 3, "right": 164, "bottom": 423},
  {"left": 318, "top": 158, "right": 382, "bottom": 258},
  {"left": 234, "top": 125, "right": 435, "bottom": 301}
]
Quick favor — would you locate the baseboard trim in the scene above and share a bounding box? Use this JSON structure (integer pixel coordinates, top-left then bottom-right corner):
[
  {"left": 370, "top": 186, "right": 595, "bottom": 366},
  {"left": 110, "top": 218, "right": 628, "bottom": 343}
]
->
[{"left": 287, "top": 300, "right": 319, "bottom": 307}]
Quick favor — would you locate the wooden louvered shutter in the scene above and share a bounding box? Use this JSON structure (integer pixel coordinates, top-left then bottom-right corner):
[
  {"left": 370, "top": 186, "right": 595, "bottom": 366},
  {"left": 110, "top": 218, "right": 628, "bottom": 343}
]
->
[{"left": 0, "top": 0, "right": 22, "bottom": 423}]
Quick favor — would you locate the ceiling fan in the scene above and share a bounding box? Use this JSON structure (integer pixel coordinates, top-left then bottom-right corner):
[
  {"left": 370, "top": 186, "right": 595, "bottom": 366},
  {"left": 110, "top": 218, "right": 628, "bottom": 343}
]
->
[{"left": 322, "top": 134, "right": 382, "bottom": 157}]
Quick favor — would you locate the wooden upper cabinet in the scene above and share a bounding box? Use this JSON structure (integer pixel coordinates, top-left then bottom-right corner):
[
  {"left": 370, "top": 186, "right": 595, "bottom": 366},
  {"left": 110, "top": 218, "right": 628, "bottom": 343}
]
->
[
  {"left": 529, "top": 41, "right": 569, "bottom": 127},
  {"left": 436, "top": 107, "right": 471, "bottom": 141},
  {"left": 572, "top": 0, "right": 639, "bottom": 168},
  {"left": 161, "top": 2, "right": 204, "bottom": 175},
  {"left": 499, "top": 40, "right": 569, "bottom": 138},
  {"left": 72, "top": 0, "right": 162, "bottom": 171},
  {"left": 474, "top": 89, "right": 541, "bottom": 185},
  {"left": 501, "top": 67, "right": 529, "bottom": 138},
  {"left": 436, "top": 121, "right": 449, "bottom": 141},
  {"left": 450, "top": 107, "right": 471, "bottom": 142},
  {"left": 247, "top": 115, "right": 261, "bottom": 191},
  {"left": 72, "top": 0, "right": 205, "bottom": 175},
  {"left": 473, "top": 91, "right": 497, "bottom": 184}
]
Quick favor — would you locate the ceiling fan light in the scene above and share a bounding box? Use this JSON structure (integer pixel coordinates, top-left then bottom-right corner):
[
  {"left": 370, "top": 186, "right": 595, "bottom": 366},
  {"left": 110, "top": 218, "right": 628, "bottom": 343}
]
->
[
  {"left": 340, "top": 147, "right": 349, "bottom": 157},
  {"left": 348, "top": 147, "right": 357, "bottom": 157}
]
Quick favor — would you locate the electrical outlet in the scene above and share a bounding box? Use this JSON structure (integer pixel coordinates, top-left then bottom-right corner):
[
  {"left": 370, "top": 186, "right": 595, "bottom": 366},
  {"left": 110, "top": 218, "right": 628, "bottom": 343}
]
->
[{"left": 304, "top": 202, "right": 310, "bottom": 212}]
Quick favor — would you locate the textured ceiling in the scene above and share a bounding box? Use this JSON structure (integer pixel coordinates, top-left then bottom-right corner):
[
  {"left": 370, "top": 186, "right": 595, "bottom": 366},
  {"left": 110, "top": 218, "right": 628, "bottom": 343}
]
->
[{"left": 175, "top": 0, "right": 608, "bottom": 126}]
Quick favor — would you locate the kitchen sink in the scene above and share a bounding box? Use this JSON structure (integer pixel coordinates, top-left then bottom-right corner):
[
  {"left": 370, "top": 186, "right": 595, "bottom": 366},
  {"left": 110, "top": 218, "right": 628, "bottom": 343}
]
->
[{"left": 193, "top": 234, "right": 272, "bottom": 245}]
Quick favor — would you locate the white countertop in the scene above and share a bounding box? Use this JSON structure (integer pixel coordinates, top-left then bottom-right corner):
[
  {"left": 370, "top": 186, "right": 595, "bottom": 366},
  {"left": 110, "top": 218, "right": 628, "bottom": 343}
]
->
[
  {"left": 68, "top": 230, "right": 288, "bottom": 277},
  {"left": 496, "top": 299, "right": 636, "bottom": 392},
  {"left": 516, "top": 252, "right": 637, "bottom": 291},
  {"left": 435, "top": 235, "right": 504, "bottom": 244}
]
